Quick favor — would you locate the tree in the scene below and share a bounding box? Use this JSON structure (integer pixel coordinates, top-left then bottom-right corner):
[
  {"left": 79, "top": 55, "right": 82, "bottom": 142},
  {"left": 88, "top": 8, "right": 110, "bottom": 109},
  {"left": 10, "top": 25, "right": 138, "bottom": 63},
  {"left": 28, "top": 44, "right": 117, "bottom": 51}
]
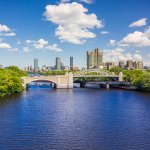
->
[
  {"left": 0, "top": 66, "right": 26, "bottom": 97},
  {"left": 109, "top": 66, "right": 123, "bottom": 75}
]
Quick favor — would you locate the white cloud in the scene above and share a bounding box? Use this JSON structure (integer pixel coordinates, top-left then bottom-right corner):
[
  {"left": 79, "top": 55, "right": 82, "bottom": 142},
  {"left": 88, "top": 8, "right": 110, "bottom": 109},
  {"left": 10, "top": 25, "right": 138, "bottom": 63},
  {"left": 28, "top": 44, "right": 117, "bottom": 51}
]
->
[
  {"left": 26, "top": 40, "right": 32, "bottom": 44},
  {"left": 43, "top": 2, "right": 103, "bottom": 44},
  {"left": 108, "top": 39, "right": 116, "bottom": 46},
  {"left": 133, "top": 53, "right": 142, "bottom": 60},
  {"left": 129, "top": 18, "right": 147, "bottom": 27},
  {"left": 23, "top": 47, "right": 29, "bottom": 53},
  {"left": 60, "top": 0, "right": 70, "bottom": 3},
  {"left": 34, "top": 39, "right": 48, "bottom": 49},
  {"left": 103, "top": 47, "right": 142, "bottom": 64},
  {"left": 25, "top": 39, "right": 62, "bottom": 52},
  {"left": 0, "top": 24, "right": 16, "bottom": 37},
  {"left": 26, "top": 39, "right": 48, "bottom": 49},
  {"left": 0, "top": 24, "right": 10, "bottom": 32},
  {"left": 119, "top": 27, "right": 150, "bottom": 47},
  {"left": 45, "top": 44, "right": 62, "bottom": 51},
  {"left": 3, "top": 32, "right": 16, "bottom": 37},
  {"left": 80, "top": 0, "right": 93, "bottom": 4},
  {"left": 148, "top": 54, "right": 150, "bottom": 58},
  {"left": 60, "top": 0, "right": 94, "bottom": 4},
  {"left": 0, "top": 43, "right": 11, "bottom": 49},
  {"left": 100, "top": 31, "right": 109, "bottom": 35}
]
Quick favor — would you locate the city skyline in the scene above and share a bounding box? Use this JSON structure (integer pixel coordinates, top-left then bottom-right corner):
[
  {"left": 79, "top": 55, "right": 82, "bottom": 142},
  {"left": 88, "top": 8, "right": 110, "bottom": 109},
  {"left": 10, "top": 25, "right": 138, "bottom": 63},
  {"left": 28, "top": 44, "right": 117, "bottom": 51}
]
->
[{"left": 0, "top": 0, "right": 150, "bottom": 68}]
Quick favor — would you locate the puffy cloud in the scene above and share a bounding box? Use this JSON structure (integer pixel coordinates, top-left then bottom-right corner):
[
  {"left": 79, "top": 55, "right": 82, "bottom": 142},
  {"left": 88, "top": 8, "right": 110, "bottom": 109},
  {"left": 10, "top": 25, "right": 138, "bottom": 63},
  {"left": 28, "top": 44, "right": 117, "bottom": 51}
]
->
[
  {"left": 100, "top": 31, "right": 109, "bottom": 35},
  {"left": 0, "top": 43, "right": 11, "bottom": 49},
  {"left": 25, "top": 39, "right": 62, "bottom": 52},
  {"left": 0, "top": 24, "right": 10, "bottom": 32},
  {"left": 119, "top": 27, "right": 150, "bottom": 47},
  {"left": 0, "top": 24, "right": 16, "bottom": 37},
  {"left": 129, "top": 18, "right": 147, "bottom": 27},
  {"left": 26, "top": 39, "right": 48, "bottom": 49},
  {"left": 148, "top": 54, "right": 150, "bottom": 58},
  {"left": 45, "top": 44, "right": 62, "bottom": 51},
  {"left": 108, "top": 39, "right": 116, "bottom": 46},
  {"left": 34, "top": 39, "right": 48, "bottom": 49},
  {"left": 43, "top": 2, "right": 103, "bottom": 44},
  {"left": 103, "top": 47, "right": 142, "bottom": 64}
]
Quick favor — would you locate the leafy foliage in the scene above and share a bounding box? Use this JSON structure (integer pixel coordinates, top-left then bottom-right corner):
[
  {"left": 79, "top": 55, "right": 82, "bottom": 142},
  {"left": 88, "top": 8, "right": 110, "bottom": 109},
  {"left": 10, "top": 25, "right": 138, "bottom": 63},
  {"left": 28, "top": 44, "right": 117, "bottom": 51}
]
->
[
  {"left": 109, "top": 66, "right": 123, "bottom": 75},
  {"left": 0, "top": 66, "right": 27, "bottom": 97},
  {"left": 123, "top": 70, "right": 150, "bottom": 91}
]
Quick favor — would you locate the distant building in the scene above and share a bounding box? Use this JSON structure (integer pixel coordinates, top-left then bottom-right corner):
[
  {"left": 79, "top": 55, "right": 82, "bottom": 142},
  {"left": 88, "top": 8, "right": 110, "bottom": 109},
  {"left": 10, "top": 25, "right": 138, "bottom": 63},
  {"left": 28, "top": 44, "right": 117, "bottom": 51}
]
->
[
  {"left": 34, "top": 58, "right": 39, "bottom": 72},
  {"left": 104, "top": 62, "right": 115, "bottom": 70},
  {"left": 41, "top": 65, "right": 47, "bottom": 71},
  {"left": 72, "top": 66, "right": 79, "bottom": 71},
  {"left": 87, "top": 48, "right": 103, "bottom": 69},
  {"left": 64, "top": 66, "right": 70, "bottom": 71},
  {"left": 56, "top": 57, "right": 61, "bottom": 70},
  {"left": 119, "top": 61, "right": 125, "bottom": 69},
  {"left": 70, "top": 57, "right": 73, "bottom": 70},
  {"left": 134, "top": 60, "right": 143, "bottom": 69},
  {"left": 126, "top": 60, "right": 134, "bottom": 70}
]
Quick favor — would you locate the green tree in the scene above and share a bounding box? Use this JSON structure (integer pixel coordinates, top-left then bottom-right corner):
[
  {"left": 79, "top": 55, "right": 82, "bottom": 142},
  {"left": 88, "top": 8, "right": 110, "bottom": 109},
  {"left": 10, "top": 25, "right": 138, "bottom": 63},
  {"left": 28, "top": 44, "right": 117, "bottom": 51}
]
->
[
  {"left": 0, "top": 66, "right": 26, "bottom": 97},
  {"left": 109, "top": 66, "right": 123, "bottom": 75}
]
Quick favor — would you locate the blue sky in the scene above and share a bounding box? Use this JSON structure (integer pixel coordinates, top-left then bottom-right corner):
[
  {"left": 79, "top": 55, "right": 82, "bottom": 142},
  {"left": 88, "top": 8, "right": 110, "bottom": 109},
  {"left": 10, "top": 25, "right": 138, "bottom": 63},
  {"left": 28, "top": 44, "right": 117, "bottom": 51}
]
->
[{"left": 0, "top": 0, "right": 150, "bottom": 68}]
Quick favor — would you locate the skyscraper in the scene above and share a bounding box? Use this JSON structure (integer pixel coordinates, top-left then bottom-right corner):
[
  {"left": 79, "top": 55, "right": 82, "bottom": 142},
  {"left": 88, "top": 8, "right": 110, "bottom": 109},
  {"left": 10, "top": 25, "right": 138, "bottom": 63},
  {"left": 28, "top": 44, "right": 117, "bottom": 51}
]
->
[
  {"left": 70, "top": 57, "right": 73, "bottom": 70},
  {"left": 134, "top": 61, "right": 143, "bottom": 69},
  {"left": 56, "top": 57, "right": 61, "bottom": 70},
  {"left": 119, "top": 60, "right": 125, "bottom": 68},
  {"left": 34, "top": 58, "right": 38, "bottom": 72},
  {"left": 126, "top": 60, "right": 134, "bottom": 70},
  {"left": 87, "top": 48, "right": 103, "bottom": 69}
]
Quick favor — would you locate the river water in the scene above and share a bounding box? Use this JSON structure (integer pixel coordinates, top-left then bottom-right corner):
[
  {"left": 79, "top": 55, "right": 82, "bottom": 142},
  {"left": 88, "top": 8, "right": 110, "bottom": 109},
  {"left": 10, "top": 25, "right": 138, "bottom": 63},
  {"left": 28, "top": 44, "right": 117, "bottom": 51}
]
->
[{"left": 0, "top": 87, "right": 150, "bottom": 150}]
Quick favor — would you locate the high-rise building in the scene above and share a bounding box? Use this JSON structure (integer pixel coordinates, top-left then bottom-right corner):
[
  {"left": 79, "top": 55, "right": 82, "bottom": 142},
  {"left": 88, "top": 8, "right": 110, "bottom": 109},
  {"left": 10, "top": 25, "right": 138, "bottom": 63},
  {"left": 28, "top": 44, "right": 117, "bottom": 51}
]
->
[
  {"left": 70, "top": 57, "right": 73, "bottom": 70},
  {"left": 87, "top": 48, "right": 103, "bottom": 69},
  {"left": 134, "top": 61, "right": 143, "bottom": 69},
  {"left": 34, "top": 58, "right": 38, "bottom": 72},
  {"left": 126, "top": 60, "right": 134, "bottom": 70},
  {"left": 119, "top": 61, "right": 125, "bottom": 68},
  {"left": 56, "top": 57, "right": 61, "bottom": 70}
]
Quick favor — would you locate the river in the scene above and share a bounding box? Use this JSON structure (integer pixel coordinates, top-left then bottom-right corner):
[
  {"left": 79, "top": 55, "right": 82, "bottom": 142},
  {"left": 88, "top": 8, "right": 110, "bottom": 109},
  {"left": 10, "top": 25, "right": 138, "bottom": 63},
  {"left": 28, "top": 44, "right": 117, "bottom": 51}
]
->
[{"left": 0, "top": 86, "right": 150, "bottom": 150}]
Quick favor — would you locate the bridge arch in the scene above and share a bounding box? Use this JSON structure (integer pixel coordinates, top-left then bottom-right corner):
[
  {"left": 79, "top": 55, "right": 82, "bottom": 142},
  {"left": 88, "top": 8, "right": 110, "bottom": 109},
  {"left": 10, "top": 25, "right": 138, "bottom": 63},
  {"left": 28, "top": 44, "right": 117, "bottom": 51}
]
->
[
  {"left": 25, "top": 79, "right": 57, "bottom": 88},
  {"left": 21, "top": 73, "right": 73, "bottom": 89}
]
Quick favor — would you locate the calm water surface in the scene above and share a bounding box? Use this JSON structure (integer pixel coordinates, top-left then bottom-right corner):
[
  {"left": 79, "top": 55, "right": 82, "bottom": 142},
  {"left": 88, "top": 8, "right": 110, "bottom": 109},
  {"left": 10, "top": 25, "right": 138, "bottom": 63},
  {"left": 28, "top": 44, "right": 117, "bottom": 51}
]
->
[{"left": 0, "top": 87, "right": 150, "bottom": 150}]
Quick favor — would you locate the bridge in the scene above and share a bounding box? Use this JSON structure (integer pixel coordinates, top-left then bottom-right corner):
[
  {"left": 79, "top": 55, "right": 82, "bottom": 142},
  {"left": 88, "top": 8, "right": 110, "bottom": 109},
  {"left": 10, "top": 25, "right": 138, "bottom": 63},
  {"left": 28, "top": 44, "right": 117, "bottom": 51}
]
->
[
  {"left": 73, "top": 70, "right": 119, "bottom": 77},
  {"left": 22, "top": 72, "right": 73, "bottom": 89},
  {"left": 73, "top": 70, "right": 123, "bottom": 81},
  {"left": 22, "top": 70, "right": 123, "bottom": 89}
]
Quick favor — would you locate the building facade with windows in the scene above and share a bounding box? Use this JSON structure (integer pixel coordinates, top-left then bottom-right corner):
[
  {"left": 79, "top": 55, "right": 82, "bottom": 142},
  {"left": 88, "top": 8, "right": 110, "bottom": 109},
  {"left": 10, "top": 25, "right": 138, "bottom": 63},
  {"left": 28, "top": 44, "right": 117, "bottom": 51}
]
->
[{"left": 87, "top": 48, "right": 103, "bottom": 69}]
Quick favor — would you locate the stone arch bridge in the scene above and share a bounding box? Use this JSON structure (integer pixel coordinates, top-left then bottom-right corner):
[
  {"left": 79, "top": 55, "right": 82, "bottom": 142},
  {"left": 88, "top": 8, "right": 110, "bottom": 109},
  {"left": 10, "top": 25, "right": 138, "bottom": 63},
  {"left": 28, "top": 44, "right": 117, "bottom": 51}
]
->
[{"left": 22, "top": 73, "right": 73, "bottom": 89}]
